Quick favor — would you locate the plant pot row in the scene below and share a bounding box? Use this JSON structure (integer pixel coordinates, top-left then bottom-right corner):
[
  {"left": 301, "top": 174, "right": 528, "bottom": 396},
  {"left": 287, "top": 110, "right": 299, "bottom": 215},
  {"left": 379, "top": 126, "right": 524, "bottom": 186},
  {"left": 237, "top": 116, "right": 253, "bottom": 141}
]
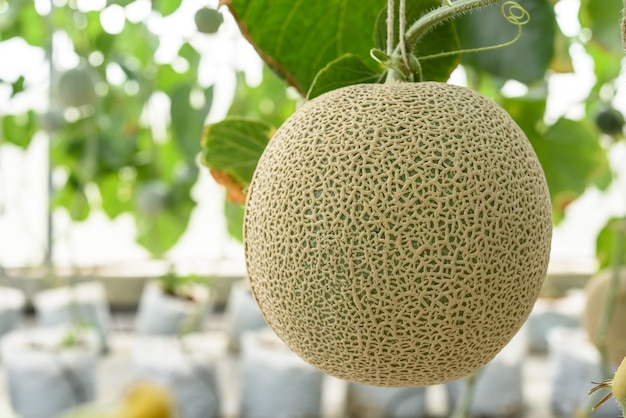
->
[{"left": 0, "top": 278, "right": 623, "bottom": 418}]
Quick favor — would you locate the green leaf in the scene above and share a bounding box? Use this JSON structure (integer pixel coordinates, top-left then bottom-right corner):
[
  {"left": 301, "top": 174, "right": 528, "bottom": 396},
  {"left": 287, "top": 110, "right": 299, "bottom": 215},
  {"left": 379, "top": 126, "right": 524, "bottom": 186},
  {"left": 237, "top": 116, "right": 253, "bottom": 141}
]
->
[
  {"left": 135, "top": 205, "right": 193, "bottom": 257},
  {"left": 456, "top": 0, "right": 556, "bottom": 84},
  {"left": 156, "top": 64, "right": 189, "bottom": 93},
  {"left": 170, "top": 84, "right": 213, "bottom": 161},
  {"left": 228, "top": 65, "right": 299, "bottom": 128},
  {"left": 53, "top": 175, "right": 90, "bottom": 221},
  {"left": 500, "top": 95, "right": 546, "bottom": 134},
  {"left": 227, "top": 0, "right": 384, "bottom": 95},
  {"left": 200, "top": 117, "right": 273, "bottom": 189},
  {"left": 2, "top": 111, "right": 37, "bottom": 149},
  {"left": 587, "top": 42, "right": 623, "bottom": 90},
  {"left": 99, "top": 173, "right": 134, "bottom": 219},
  {"left": 10, "top": 76, "right": 25, "bottom": 97},
  {"left": 224, "top": 200, "right": 245, "bottom": 242},
  {"left": 6, "top": 2, "right": 46, "bottom": 46},
  {"left": 528, "top": 118, "right": 610, "bottom": 222},
  {"left": 107, "top": 0, "right": 135, "bottom": 5},
  {"left": 151, "top": 0, "right": 182, "bottom": 16},
  {"left": 307, "top": 54, "right": 382, "bottom": 100},
  {"left": 373, "top": 0, "right": 460, "bottom": 82},
  {"left": 178, "top": 43, "right": 201, "bottom": 77},
  {"left": 579, "top": 0, "right": 623, "bottom": 53},
  {"left": 596, "top": 218, "right": 626, "bottom": 270}
]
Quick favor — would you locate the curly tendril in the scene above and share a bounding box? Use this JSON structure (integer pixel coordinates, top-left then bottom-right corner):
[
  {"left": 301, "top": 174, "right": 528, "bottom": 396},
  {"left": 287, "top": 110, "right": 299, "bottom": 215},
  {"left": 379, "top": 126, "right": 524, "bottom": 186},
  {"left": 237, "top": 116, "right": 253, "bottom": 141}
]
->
[
  {"left": 420, "top": 1, "right": 530, "bottom": 62},
  {"left": 502, "top": 1, "right": 530, "bottom": 26}
]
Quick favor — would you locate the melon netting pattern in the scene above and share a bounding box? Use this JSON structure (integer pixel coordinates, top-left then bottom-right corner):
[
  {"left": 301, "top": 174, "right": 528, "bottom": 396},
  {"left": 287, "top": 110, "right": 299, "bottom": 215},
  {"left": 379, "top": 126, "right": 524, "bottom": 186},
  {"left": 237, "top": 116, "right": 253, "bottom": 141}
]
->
[{"left": 244, "top": 82, "right": 553, "bottom": 387}]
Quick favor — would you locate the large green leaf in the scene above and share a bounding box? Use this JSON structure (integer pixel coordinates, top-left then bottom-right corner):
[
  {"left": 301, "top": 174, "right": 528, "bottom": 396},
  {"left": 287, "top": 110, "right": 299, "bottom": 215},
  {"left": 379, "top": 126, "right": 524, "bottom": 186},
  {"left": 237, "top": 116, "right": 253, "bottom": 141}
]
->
[
  {"left": 1, "top": 1, "right": 46, "bottom": 46},
  {"left": 579, "top": 0, "right": 623, "bottom": 53},
  {"left": 152, "top": 0, "right": 182, "bottom": 17},
  {"left": 178, "top": 43, "right": 201, "bottom": 79},
  {"left": 456, "top": 0, "right": 556, "bottom": 84},
  {"left": 227, "top": 0, "right": 384, "bottom": 95},
  {"left": 586, "top": 42, "right": 623, "bottom": 92},
  {"left": 135, "top": 204, "right": 193, "bottom": 257},
  {"left": 53, "top": 174, "right": 91, "bottom": 222},
  {"left": 596, "top": 217, "right": 626, "bottom": 270},
  {"left": 307, "top": 54, "right": 382, "bottom": 100},
  {"left": 529, "top": 118, "right": 610, "bottom": 222},
  {"left": 224, "top": 200, "right": 245, "bottom": 242},
  {"left": 200, "top": 117, "right": 273, "bottom": 189},
  {"left": 170, "top": 84, "right": 213, "bottom": 161},
  {"left": 156, "top": 63, "right": 190, "bottom": 93},
  {"left": 2, "top": 111, "right": 37, "bottom": 149},
  {"left": 99, "top": 173, "right": 134, "bottom": 219},
  {"left": 107, "top": 0, "right": 135, "bottom": 5}
]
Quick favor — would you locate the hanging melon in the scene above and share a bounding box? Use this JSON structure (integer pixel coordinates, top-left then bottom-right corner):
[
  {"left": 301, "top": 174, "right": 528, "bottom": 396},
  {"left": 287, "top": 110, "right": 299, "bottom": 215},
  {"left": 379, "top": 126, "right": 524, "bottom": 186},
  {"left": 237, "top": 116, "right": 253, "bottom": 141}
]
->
[{"left": 244, "top": 81, "right": 552, "bottom": 387}]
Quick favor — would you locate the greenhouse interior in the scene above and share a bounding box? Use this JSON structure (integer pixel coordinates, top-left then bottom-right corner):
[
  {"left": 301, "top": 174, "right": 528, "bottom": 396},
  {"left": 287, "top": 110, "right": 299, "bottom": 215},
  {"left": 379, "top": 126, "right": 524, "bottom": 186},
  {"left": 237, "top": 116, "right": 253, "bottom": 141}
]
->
[{"left": 1, "top": 0, "right": 626, "bottom": 417}]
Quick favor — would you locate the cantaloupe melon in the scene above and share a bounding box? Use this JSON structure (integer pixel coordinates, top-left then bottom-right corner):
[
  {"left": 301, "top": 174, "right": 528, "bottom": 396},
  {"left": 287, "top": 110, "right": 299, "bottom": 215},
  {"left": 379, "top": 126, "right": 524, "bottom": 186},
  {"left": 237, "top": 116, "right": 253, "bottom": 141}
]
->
[
  {"left": 244, "top": 82, "right": 553, "bottom": 387},
  {"left": 582, "top": 268, "right": 626, "bottom": 367}
]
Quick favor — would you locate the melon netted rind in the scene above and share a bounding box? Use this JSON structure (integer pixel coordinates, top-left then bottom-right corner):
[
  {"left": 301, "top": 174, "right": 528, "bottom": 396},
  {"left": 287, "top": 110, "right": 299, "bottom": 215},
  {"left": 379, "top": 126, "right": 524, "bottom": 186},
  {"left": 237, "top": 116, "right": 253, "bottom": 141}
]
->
[
  {"left": 244, "top": 82, "right": 553, "bottom": 387},
  {"left": 582, "top": 268, "right": 626, "bottom": 367}
]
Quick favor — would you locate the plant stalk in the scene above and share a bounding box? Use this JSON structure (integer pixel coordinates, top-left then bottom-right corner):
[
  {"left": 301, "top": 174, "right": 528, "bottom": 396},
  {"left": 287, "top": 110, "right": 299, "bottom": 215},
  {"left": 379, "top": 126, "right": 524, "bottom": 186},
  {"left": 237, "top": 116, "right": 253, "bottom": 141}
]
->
[
  {"left": 598, "top": 221, "right": 625, "bottom": 377},
  {"left": 45, "top": 0, "right": 55, "bottom": 270},
  {"left": 451, "top": 369, "right": 482, "bottom": 418},
  {"left": 387, "top": 0, "right": 501, "bottom": 80},
  {"left": 397, "top": 0, "right": 501, "bottom": 57}
]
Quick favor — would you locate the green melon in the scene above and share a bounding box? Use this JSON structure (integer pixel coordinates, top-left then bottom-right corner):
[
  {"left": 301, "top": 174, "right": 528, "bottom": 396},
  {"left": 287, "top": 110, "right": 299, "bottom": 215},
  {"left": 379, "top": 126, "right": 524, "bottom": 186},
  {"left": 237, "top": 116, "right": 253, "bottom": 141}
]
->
[{"left": 244, "top": 82, "right": 552, "bottom": 387}]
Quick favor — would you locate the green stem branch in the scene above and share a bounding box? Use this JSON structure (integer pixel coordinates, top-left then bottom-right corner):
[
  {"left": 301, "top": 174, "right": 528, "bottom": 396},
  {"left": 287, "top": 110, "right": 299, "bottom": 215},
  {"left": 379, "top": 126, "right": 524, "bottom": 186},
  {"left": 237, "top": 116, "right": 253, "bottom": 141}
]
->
[
  {"left": 451, "top": 369, "right": 482, "bottom": 418},
  {"left": 597, "top": 220, "right": 625, "bottom": 377},
  {"left": 387, "top": 0, "right": 501, "bottom": 80}
]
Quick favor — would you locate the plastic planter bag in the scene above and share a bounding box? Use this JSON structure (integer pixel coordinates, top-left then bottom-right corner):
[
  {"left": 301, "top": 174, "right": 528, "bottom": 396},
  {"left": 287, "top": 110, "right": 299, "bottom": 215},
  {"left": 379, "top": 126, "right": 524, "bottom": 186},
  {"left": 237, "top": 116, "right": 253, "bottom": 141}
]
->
[
  {"left": 547, "top": 327, "right": 621, "bottom": 417},
  {"left": 225, "top": 279, "right": 268, "bottom": 351},
  {"left": 33, "top": 282, "right": 112, "bottom": 353},
  {"left": 132, "top": 332, "right": 226, "bottom": 418},
  {"left": 135, "top": 281, "right": 211, "bottom": 335},
  {"left": 447, "top": 327, "right": 527, "bottom": 417},
  {"left": 1, "top": 326, "right": 100, "bottom": 418},
  {"left": 240, "top": 329, "right": 324, "bottom": 418},
  {"left": 0, "top": 286, "right": 25, "bottom": 337}
]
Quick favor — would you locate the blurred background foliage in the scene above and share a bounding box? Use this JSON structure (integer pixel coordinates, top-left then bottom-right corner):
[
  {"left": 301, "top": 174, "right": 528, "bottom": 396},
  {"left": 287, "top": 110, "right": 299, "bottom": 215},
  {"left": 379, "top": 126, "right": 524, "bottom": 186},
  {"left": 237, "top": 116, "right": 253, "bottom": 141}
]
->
[{"left": 1, "top": 0, "right": 625, "bottom": 269}]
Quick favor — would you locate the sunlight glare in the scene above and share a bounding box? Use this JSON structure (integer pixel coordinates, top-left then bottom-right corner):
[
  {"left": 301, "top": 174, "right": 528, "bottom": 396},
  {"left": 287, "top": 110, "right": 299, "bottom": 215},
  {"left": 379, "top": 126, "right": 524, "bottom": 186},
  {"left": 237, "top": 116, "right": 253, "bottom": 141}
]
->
[{"left": 100, "top": 4, "right": 126, "bottom": 35}]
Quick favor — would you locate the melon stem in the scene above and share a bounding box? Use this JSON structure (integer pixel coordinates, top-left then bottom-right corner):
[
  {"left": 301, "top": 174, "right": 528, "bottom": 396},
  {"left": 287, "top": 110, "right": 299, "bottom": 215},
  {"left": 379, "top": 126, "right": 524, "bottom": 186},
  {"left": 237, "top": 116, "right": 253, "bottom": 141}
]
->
[{"left": 393, "top": 0, "right": 501, "bottom": 64}]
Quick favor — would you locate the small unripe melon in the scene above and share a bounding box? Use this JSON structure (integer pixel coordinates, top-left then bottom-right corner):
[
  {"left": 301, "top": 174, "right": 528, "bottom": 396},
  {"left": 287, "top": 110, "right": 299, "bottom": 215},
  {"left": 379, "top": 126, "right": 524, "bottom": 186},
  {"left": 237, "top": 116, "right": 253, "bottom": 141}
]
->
[
  {"left": 582, "top": 268, "right": 626, "bottom": 367},
  {"left": 55, "top": 66, "right": 98, "bottom": 108},
  {"left": 244, "top": 82, "right": 552, "bottom": 387},
  {"left": 194, "top": 7, "right": 223, "bottom": 34}
]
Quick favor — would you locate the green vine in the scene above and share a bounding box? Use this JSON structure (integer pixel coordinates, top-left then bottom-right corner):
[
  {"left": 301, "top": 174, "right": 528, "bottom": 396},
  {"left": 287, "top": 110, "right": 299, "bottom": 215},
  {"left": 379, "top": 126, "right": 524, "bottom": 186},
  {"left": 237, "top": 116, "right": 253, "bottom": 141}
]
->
[
  {"left": 375, "top": 0, "right": 528, "bottom": 82},
  {"left": 421, "top": 2, "right": 530, "bottom": 62}
]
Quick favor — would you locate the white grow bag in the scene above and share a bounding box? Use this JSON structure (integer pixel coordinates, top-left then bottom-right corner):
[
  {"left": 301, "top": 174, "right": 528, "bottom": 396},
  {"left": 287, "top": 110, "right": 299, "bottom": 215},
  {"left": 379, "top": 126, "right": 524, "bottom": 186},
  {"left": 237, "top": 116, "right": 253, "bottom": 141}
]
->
[
  {"left": 135, "top": 281, "right": 211, "bottom": 335},
  {"left": 33, "top": 282, "right": 112, "bottom": 352},
  {"left": 547, "top": 327, "right": 621, "bottom": 417},
  {"left": 0, "top": 326, "right": 100, "bottom": 418},
  {"left": 240, "top": 329, "right": 324, "bottom": 418},
  {"left": 346, "top": 383, "right": 427, "bottom": 418},
  {"left": 446, "top": 327, "right": 527, "bottom": 417},
  {"left": 225, "top": 279, "right": 268, "bottom": 351},
  {"left": 0, "top": 286, "right": 25, "bottom": 337},
  {"left": 132, "top": 332, "right": 226, "bottom": 418}
]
